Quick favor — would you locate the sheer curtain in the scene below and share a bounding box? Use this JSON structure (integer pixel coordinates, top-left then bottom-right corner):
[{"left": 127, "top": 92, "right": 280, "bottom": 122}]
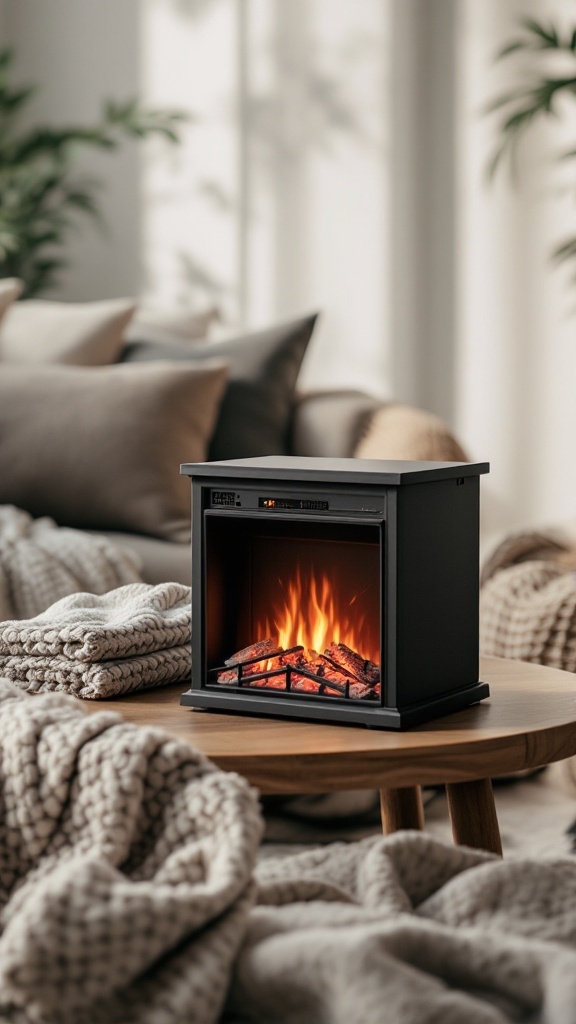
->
[
  {"left": 141, "top": 0, "right": 392, "bottom": 397},
  {"left": 454, "top": 0, "right": 576, "bottom": 545}
]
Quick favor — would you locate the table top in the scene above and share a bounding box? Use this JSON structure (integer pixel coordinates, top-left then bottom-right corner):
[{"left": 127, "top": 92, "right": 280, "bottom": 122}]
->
[{"left": 82, "top": 657, "right": 576, "bottom": 792}]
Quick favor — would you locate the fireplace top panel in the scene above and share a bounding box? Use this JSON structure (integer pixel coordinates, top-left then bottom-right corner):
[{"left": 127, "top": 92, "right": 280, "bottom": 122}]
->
[{"left": 180, "top": 455, "right": 490, "bottom": 486}]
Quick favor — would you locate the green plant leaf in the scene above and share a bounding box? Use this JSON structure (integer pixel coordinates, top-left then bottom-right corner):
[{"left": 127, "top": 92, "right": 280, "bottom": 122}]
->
[
  {"left": 520, "top": 17, "right": 560, "bottom": 48},
  {"left": 0, "top": 45, "right": 188, "bottom": 295},
  {"left": 552, "top": 237, "right": 576, "bottom": 262},
  {"left": 496, "top": 40, "right": 526, "bottom": 59}
]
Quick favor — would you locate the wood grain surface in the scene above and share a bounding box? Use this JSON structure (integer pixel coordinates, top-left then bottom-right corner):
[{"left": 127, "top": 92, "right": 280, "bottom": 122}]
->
[
  {"left": 446, "top": 778, "right": 503, "bottom": 855},
  {"left": 380, "top": 786, "right": 425, "bottom": 833},
  {"left": 80, "top": 657, "right": 576, "bottom": 795}
]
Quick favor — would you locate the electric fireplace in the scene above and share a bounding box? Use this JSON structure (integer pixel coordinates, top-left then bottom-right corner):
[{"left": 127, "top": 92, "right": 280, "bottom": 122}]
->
[{"left": 180, "top": 456, "right": 490, "bottom": 729}]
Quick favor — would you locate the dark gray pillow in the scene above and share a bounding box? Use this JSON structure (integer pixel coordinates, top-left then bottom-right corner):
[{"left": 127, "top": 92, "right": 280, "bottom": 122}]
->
[{"left": 120, "top": 313, "right": 319, "bottom": 460}]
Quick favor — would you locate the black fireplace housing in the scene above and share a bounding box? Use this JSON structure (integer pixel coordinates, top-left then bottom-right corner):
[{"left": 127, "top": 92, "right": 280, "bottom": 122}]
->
[{"left": 180, "top": 456, "right": 490, "bottom": 729}]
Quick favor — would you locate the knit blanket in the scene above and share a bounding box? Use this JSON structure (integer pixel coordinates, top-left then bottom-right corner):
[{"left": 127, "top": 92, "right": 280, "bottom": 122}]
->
[
  {"left": 0, "top": 680, "right": 263, "bottom": 1024},
  {"left": 0, "top": 583, "right": 192, "bottom": 698},
  {"left": 0, "top": 582, "right": 191, "bottom": 659},
  {"left": 224, "top": 834, "right": 576, "bottom": 1024},
  {"left": 4, "top": 683, "right": 576, "bottom": 1024},
  {"left": 0, "top": 505, "right": 141, "bottom": 621},
  {"left": 480, "top": 529, "right": 576, "bottom": 670}
]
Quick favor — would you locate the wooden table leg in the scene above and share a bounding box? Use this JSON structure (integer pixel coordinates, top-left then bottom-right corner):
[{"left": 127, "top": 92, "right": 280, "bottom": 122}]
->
[
  {"left": 445, "top": 778, "right": 503, "bottom": 855},
  {"left": 380, "top": 786, "right": 424, "bottom": 833}
]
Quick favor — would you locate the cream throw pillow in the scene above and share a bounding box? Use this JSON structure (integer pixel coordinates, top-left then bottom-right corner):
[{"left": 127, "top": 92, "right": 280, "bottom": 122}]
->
[
  {"left": 0, "top": 297, "right": 136, "bottom": 365},
  {"left": 125, "top": 305, "right": 218, "bottom": 344},
  {"left": 0, "top": 361, "right": 228, "bottom": 541},
  {"left": 0, "top": 278, "right": 24, "bottom": 323}
]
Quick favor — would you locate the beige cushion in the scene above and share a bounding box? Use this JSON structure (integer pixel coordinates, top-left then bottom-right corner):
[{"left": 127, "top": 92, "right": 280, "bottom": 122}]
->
[
  {"left": 0, "top": 278, "right": 24, "bottom": 324},
  {"left": 124, "top": 305, "right": 218, "bottom": 344},
  {"left": 0, "top": 297, "right": 136, "bottom": 365},
  {"left": 0, "top": 361, "right": 228, "bottom": 541},
  {"left": 354, "top": 403, "right": 468, "bottom": 462}
]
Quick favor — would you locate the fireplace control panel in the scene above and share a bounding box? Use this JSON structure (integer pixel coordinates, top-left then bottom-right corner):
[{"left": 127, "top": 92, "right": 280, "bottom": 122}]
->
[
  {"left": 209, "top": 488, "right": 385, "bottom": 516},
  {"left": 259, "top": 497, "right": 329, "bottom": 511}
]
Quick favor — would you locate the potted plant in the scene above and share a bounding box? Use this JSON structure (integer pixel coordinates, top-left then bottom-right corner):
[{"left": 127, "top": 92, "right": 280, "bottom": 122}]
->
[
  {"left": 0, "top": 48, "right": 187, "bottom": 297},
  {"left": 488, "top": 15, "right": 576, "bottom": 280}
]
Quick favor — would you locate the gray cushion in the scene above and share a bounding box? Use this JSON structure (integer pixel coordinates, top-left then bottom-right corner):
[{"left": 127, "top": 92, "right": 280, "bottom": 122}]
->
[
  {"left": 292, "top": 391, "right": 383, "bottom": 458},
  {"left": 121, "top": 313, "right": 318, "bottom": 460},
  {"left": 88, "top": 531, "right": 191, "bottom": 586}
]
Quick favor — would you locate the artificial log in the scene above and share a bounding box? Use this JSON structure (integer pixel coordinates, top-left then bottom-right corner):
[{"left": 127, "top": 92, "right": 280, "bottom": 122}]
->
[
  {"left": 323, "top": 642, "right": 380, "bottom": 685},
  {"left": 217, "top": 637, "right": 380, "bottom": 700},
  {"left": 218, "top": 643, "right": 304, "bottom": 683},
  {"left": 224, "top": 638, "right": 282, "bottom": 667}
]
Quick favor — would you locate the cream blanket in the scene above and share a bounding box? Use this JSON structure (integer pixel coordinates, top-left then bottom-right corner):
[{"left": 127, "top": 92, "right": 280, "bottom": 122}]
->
[
  {"left": 0, "top": 583, "right": 192, "bottom": 698},
  {"left": 3, "top": 683, "right": 576, "bottom": 1023},
  {"left": 0, "top": 505, "right": 141, "bottom": 621},
  {"left": 0, "top": 680, "right": 262, "bottom": 1024},
  {"left": 0, "top": 582, "right": 191, "bottom": 660},
  {"left": 225, "top": 834, "right": 576, "bottom": 1024},
  {"left": 480, "top": 529, "right": 576, "bottom": 671},
  {"left": 0, "top": 644, "right": 191, "bottom": 699}
]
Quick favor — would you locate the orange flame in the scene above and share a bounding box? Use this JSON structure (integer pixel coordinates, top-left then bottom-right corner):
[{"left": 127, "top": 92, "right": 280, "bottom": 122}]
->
[{"left": 258, "top": 565, "right": 378, "bottom": 664}]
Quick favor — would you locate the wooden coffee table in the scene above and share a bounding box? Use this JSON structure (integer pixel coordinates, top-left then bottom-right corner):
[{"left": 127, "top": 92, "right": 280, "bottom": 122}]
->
[{"left": 84, "top": 656, "right": 576, "bottom": 855}]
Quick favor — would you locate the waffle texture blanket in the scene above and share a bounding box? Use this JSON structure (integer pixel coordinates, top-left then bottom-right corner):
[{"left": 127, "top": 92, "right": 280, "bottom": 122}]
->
[
  {"left": 0, "top": 680, "right": 262, "bottom": 1024},
  {"left": 480, "top": 529, "right": 576, "bottom": 799},
  {"left": 479, "top": 529, "right": 576, "bottom": 670},
  {"left": 0, "top": 505, "right": 141, "bottom": 621},
  {"left": 0, "top": 583, "right": 192, "bottom": 698},
  {"left": 224, "top": 834, "right": 576, "bottom": 1024}
]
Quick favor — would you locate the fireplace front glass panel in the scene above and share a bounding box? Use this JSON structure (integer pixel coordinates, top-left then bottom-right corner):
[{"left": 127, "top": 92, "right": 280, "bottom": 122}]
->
[{"left": 205, "top": 515, "right": 382, "bottom": 704}]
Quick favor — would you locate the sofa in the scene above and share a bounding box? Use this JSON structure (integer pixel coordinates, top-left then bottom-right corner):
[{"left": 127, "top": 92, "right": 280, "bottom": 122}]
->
[{"left": 0, "top": 291, "right": 468, "bottom": 587}]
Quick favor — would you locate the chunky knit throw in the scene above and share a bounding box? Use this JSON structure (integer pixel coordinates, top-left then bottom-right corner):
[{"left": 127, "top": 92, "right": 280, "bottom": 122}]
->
[
  {"left": 224, "top": 833, "right": 576, "bottom": 1024},
  {"left": 0, "top": 505, "right": 141, "bottom": 621},
  {"left": 0, "top": 583, "right": 191, "bottom": 661},
  {"left": 480, "top": 528, "right": 576, "bottom": 801},
  {"left": 480, "top": 529, "right": 576, "bottom": 671},
  {"left": 0, "top": 583, "right": 192, "bottom": 699},
  {"left": 0, "top": 680, "right": 262, "bottom": 1024},
  {"left": 4, "top": 683, "right": 576, "bottom": 1023}
]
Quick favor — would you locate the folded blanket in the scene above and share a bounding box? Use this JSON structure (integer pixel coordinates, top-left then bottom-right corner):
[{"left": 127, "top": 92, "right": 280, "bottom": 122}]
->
[
  {"left": 0, "top": 581, "right": 191, "bottom": 660},
  {"left": 0, "top": 505, "right": 142, "bottom": 620},
  {"left": 0, "top": 680, "right": 262, "bottom": 1024},
  {"left": 0, "top": 643, "right": 191, "bottom": 699}
]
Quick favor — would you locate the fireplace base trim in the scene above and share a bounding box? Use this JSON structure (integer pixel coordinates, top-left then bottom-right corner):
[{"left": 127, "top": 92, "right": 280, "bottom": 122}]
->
[{"left": 180, "top": 680, "right": 490, "bottom": 730}]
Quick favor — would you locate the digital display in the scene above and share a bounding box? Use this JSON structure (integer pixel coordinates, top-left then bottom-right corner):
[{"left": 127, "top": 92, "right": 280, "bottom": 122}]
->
[
  {"left": 258, "top": 497, "right": 329, "bottom": 511},
  {"left": 212, "top": 491, "right": 236, "bottom": 507}
]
